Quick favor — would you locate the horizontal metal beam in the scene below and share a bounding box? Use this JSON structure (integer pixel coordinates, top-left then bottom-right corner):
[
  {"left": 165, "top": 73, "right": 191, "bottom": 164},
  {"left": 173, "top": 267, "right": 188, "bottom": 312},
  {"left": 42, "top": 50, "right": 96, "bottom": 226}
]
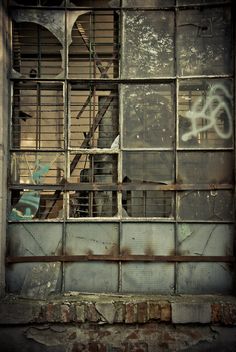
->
[{"left": 6, "top": 255, "right": 236, "bottom": 264}]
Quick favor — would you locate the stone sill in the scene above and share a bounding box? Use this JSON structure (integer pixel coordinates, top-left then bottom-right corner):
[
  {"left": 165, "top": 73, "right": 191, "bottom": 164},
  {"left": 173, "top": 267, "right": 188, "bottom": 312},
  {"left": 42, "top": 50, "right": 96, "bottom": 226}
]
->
[{"left": 0, "top": 294, "right": 236, "bottom": 326}]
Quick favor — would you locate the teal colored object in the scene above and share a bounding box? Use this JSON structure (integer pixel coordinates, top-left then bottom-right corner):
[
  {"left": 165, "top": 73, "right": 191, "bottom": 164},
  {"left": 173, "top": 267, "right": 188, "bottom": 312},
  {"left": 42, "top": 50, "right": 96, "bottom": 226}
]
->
[
  {"left": 9, "top": 191, "right": 40, "bottom": 221},
  {"left": 33, "top": 160, "right": 50, "bottom": 184}
]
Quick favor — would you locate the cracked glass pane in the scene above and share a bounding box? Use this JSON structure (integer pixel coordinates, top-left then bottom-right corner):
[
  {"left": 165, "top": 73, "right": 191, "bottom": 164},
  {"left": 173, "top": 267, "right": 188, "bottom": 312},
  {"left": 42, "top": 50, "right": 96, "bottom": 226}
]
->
[
  {"left": 177, "top": 190, "right": 234, "bottom": 221},
  {"left": 178, "top": 79, "right": 233, "bottom": 148},
  {"left": 177, "top": 223, "right": 234, "bottom": 256},
  {"left": 177, "top": 7, "right": 232, "bottom": 76},
  {"left": 177, "top": 151, "right": 233, "bottom": 184},
  {"left": 122, "top": 11, "right": 174, "bottom": 78},
  {"left": 122, "top": 84, "right": 174, "bottom": 148}
]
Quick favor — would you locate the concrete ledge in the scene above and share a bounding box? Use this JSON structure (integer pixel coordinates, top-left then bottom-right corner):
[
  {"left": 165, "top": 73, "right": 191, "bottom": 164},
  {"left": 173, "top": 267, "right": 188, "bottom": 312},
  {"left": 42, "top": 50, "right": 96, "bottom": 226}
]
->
[{"left": 172, "top": 303, "right": 211, "bottom": 323}]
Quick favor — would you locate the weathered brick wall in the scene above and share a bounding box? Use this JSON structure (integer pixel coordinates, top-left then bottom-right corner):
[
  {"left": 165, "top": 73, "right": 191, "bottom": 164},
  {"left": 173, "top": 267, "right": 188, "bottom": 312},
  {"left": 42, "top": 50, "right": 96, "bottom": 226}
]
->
[{"left": 1, "top": 295, "right": 236, "bottom": 352}]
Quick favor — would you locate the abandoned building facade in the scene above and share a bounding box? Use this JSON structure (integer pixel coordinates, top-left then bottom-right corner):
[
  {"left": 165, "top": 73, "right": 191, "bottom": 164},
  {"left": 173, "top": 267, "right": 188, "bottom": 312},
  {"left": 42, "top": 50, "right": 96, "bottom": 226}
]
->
[{"left": 0, "top": 0, "right": 236, "bottom": 351}]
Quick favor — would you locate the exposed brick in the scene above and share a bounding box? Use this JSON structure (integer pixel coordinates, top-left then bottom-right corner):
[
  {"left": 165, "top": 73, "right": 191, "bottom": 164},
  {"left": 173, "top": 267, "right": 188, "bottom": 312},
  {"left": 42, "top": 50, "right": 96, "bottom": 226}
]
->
[
  {"left": 86, "top": 303, "right": 100, "bottom": 322},
  {"left": 212, "top": 304, "right": 222, "bottom": 323},
  {"left": 128, "top": 342, "right": 148, "bottom": 352},
  {"left": 72, "top": 342, "right": 86, "bottom": 352},
  {"left": 125, "top": 303, "right": 137, "bottom": 324},
  {"left": 148, "top": 302, "right": 161, "bottom": 321},
  {"left": 61, "top": 303, "right": 75, "bottom": 322},
  {"left": 222, "top": 304, "right": 236, "bottom": 325},
  {"left": 76, "top": 304, "right": 85, "bottom": 323},
  {"left": 45, "top": 303, "right": 61, "bottom": 322},
  {"left": 137, "top": 302, "right": 147, "bottom": 323},
  {"left": 160, "top": 302, "right": 171, "bottom": 322}
]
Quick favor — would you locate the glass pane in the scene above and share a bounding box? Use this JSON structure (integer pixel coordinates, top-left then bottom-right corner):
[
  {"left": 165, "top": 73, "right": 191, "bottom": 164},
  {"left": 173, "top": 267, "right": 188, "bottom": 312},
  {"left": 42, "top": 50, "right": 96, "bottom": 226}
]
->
[
  {"left": 12, "top": 82, "right": 64, "bottom": 149},
  {"left": 177, "top": 263, "right": 234, "bottom": 294},
  {"left": 10, "top": 189, "right": 64, "bottom": 220},
  {"left": 178, "top": 79, "right": 233, "bottom": 148},
  {"left": 121, "top": 263, "right": 175, "bottom": 293},
  {"left": 123, "top": 151, "right": 174, "bottom": 183},
  {"left": 65, "top": 262, "right": 118, "bottom": 292},
  {"left": 8, "top": 223, "right": 63, "bottom": 256},
  {"left": 177, "top": 223, "right": 234, "bottom": 256},
  {"left": 177, "top": 190, "right": 234, "bottom": 221},
  {"left": 177, "top": 151, "right": 233, "bottom": 184},
  {"left": 66, "top": 223, "right": 119, "bottom": 255},
  {"left": 122, "top": 84, "right": 174, "bottom": 148},
  {"left": 177, "top": 7, "right": 232, "bottom": 76},
  {"left": 70, "top": 84, "right": 118, "bottom": 148},
  {"left": 11, "top": 152, "right": 65, "bottom": 185},
  {"left": 69, "top": 191, "right": 117, "bottom": 217},
  {"left": 123, "top": 0, "right": 175, "bottom": 7},
  {"left": 122, "top": 11, "right": 174, "bottom": 78},
  {"left": 69, "top": 153, "right": 117, "bottom": 184},
  {"left": 177, "top": 0, "right": 230, "bottom": 4},
  {"left": 121, "top": 223, "right": 175, "bottom": 255}
]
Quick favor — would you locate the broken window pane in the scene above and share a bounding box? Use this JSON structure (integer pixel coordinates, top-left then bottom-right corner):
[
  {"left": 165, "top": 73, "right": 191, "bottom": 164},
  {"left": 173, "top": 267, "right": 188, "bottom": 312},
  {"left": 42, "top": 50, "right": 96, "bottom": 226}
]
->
[
  {"left": 122, "top": 11, "right": 174, "bottom": 78},
  {"left": 122, "top": 84, "right": 174, "bottom": 148},
  {"left": 69, "top": 11, "right": 119, "bottom": 78},
  {"left": 177, "top": 263, "right": 234, "bottom": 294},
  {"left": 121, "top": 223, "right": 175, "bottom": 255},
  {"left": 177, "top": 190, "right": 234, "bottom": 221},
  {"left": 10, "top": 189, "right": 64, "bottom": 220},
  {"left": 12, "top": 21, "right": 63, "bottom": 78},
  {"left": 177, "top": 7, "right": 232, "bottom": 76},
  {"left": 177, "top": 151, "right": 233, "bottom": 184},
  {"left": 12, "top": 82, "right": 64, "bottom": 149},
  {"left": 10, "top": 152, "right": 65, "bottom": 185},
  {"left": 123, "top": 152, "right": 174, "bottom": 183},
  {"left": 121, "top": 263, "right": 175, "bottom": 293},
  {"left": 69, "top": 190, "right": 117, "bottom": 217},
  {"left": 69, "top": 153, "right": 117, "bottom": 184},
  {"left": 66, "top": 223, "right": 119, "bottom": 255},
  {"left": 178, "top": 79, "right": 233, "bottom": 148},
  {"left": 70, "top": 84, "right": 118, "bottom": 148},
  {"left": 177, "top": 223, "right": 234, "bottom": 256}
]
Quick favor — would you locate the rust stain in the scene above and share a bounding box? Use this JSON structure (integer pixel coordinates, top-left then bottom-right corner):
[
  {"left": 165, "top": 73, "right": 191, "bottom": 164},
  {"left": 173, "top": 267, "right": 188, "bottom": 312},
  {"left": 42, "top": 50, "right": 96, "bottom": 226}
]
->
[
  {"left": 86, "top": 249, "right": 94, "bottom": 256},
  {"left": 106, "top": 244, "right": 119, "bottom": 256},
  {"left": 144, "top": 245, "right": 154, "bottom": 256},
  {"left": 120, "top": 246, "right": 132, "bottom": 256}
]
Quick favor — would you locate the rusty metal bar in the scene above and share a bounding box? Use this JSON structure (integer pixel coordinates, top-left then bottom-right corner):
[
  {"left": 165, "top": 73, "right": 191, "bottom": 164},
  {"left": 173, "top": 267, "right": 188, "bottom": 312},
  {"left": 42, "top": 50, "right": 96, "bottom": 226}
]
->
[{"left": 6, "top": 255, "right": 236, "bottom": 263}]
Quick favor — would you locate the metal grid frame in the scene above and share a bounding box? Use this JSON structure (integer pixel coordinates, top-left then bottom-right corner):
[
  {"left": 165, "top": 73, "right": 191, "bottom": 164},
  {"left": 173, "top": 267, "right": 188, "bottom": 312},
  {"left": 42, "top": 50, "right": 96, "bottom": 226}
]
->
[{"left": 7, "top": 0, "right": 235, "bottom": 295}]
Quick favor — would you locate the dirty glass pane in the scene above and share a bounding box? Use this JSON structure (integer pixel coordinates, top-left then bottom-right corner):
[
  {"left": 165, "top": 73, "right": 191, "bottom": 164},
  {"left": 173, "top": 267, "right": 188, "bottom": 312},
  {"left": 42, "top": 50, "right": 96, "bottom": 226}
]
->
[
  {"left": 6, "top": 262, "right": 62, "bottom": 297},
  {"left": 177, "top": 152, "right": 233, "bottom": 184},
  {"left": 10, "top": 152, "right": 65, "bottom": 185},
  {"left": 122, "top": 11, "right": 174, "bottom": 78},
  {"left": 69, "top": 191, "right": 117, "bottom": 217},
  {"left": 69, "top": 153, "right": 117, "bottom": 184},
  {"left": 178, "top": 79, "right": 233, "bottom": 148},
  {"left": 68, "top": 0, "right": 120, "bottom": 7},
  {"left": 177, "top": 7, "right": 232, "bottom": 76},
  {"left": 66, "top": 223, "right": 119, "bottom": 255},
  {"left": 123, "top": 152, "right": 174, "bottom": 183},
  {"left": 8, "top": 223, "right": 62, "bottom": 256},
  {"left": 70, "top": 84, "right": 118, "bottom": 148},
  {"left": 177, "top": 224, "right": 234, "bottom": 256},
  {"left": 12, "top": 82, "right": 64, "bottom": 149},
  {"left": 122, "top": 84, "right": 174, "bottom": 148},
  {"left": 10, "top": 189, "right": 64, "bottom": 220},
  {"left": 121, "top": 263, "right": 175, "bottom": 293},
  {"left": 123, "top": 0, "right": 174, "bottom": 7},
  {"left": 64, "top": 262, "right": 118, "bottom": 292},
  {"left": 121, "top": 223, "right": 175, "bottom": 255},
  {"left": 69, "top": 11, "right": 118, "bottom": 79},
  {"left": 177, "top": 0, "right": 230, "bottom": 4},
  {"left": 12, "top": 21, "right": 63, "bottom": 79},
  {"left": 177, "top": 190, "right": 234, "bottom": 221},
  {"left": 177, "top": 263, "right": 234, "bottom": 294}
]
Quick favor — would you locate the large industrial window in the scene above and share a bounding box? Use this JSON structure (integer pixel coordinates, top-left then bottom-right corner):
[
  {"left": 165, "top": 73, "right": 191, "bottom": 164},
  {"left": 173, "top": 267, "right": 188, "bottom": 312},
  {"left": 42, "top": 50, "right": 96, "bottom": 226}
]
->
[{"left": 6, "top": 0, "right": 235, "bottom": 298}]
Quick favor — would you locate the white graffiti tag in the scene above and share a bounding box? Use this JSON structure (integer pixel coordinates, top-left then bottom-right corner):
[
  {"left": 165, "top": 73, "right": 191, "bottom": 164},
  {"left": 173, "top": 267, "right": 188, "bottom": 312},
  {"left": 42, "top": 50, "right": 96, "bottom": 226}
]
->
[{"left": 181, "top": 84, "right": 232, "bottom": 142}]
